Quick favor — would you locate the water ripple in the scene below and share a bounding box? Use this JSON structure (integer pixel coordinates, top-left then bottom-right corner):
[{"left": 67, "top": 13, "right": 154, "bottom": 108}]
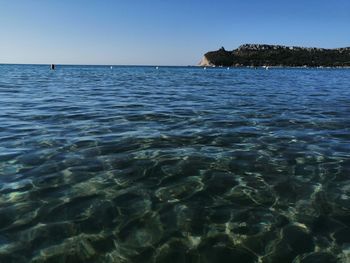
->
[{"left": 0, "top": 65, "right": 349, "bottom": 262}]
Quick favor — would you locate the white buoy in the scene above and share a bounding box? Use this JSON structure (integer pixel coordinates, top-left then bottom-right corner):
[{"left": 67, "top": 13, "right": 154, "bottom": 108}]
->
[
  {"left": 156, "top": 66, "right": 159, "bottom": 70},
  {"left": 204, "top": 67, "right": 207, "bottom": 70},
  {"left": 227, "top": 67, "right": 230, "bottom": 70},
  {"left": 110, "top": 66, "right": 113, "bottom": 69}
]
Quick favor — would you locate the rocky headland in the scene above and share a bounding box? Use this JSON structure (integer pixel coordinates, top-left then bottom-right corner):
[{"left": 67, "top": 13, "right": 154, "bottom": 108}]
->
[{"left": 199, "top": 44, "right": 350, "bottom": 67}]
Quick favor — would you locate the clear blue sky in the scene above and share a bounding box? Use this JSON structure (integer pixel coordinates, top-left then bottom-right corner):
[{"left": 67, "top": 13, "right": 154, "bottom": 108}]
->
[{"left": 1, "top": 0, "right": 349, "bottom": 65}]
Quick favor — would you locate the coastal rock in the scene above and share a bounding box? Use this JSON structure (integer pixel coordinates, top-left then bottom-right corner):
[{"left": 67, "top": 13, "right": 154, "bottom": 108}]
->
[
  {"left": 200, "top": 44, "right": 350, "bottom": 67},
  {"left": 198, "top": 56, "right": 214, "bottom": 67}
]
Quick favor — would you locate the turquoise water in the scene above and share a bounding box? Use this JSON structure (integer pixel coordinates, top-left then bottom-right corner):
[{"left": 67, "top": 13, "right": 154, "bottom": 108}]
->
[{"left": 0, "top": 65, "right": 350, "bottom": 262}]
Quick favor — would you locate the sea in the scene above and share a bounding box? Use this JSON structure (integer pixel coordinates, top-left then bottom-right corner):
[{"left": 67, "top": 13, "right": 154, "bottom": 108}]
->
[{"left": 0, "top": 64, "right": 350, "bottom": 262}]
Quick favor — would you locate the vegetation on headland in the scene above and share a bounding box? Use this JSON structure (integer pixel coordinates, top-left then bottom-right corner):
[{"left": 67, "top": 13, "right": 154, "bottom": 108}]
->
[{"left": 199, "top": 44, "right": 350, "bottom": 67}]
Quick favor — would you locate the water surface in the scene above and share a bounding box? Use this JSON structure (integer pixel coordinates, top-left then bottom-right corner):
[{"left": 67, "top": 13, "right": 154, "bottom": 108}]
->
[{"left": 0, "top": 65, "right": 350, "bottom": 262}]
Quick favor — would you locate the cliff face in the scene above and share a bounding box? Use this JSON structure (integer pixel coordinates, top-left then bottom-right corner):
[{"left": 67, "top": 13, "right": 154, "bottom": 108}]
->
[
  {"left": 198, "top": 55, "right": 214, "bottom": 67},
  {"left": 200, "top": 44, "right": 350, "bottom": 67}
]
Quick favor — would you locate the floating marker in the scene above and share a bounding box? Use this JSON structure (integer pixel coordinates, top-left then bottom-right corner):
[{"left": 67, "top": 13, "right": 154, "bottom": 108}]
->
[{"left": 156, "top": 66, "right": 159, "bottom": 70}]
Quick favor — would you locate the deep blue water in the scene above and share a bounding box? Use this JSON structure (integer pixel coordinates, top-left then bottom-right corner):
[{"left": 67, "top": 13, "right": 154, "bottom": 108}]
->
[{"left": 0, "top": 64, "right": 350, "bottom": 262}]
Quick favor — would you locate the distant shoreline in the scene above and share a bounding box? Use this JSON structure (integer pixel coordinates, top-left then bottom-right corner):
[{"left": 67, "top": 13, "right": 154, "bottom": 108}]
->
[
  {"left": 199, "top": 65, "right": 350, "bottom": 69},
  {"left": 200, "top": 44, "right": 350, "bottom": 67}
]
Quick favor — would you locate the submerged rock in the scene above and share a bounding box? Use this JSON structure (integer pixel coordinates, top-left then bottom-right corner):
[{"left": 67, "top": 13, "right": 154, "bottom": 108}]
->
[
  {"left": 295, "top": 252, "right": 338, "bottom": 263},
  {"left": 194, "top": 234, "right": 257, "bottom": 263},
  {"left": 117, "top": 214, "right": 163, "bottom": 248},
  {"left": 263, "top": 225, "right": 315, "bottom": 263},
  {"left": 333, "top": 227, "right": 350, "bottom": 245},
  {"left": 31, "top": 235, "right": 97, "bottom": 263},
  {"left": 153, "top": 238, "right": 193, "bottom": 263},
  {"left": 155, "top": 176, "right": 203, "bottom": 203}
]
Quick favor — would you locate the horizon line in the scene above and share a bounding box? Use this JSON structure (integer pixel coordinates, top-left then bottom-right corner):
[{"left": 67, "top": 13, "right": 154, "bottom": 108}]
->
[{"left": 0, "top": 62, "right": 196, "bottom": 67}]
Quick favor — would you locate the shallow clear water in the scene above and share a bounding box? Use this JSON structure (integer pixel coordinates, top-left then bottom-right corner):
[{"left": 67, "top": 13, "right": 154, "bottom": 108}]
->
[{"left": 0, "top": 64, "right": 350, "bottom": 262}]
